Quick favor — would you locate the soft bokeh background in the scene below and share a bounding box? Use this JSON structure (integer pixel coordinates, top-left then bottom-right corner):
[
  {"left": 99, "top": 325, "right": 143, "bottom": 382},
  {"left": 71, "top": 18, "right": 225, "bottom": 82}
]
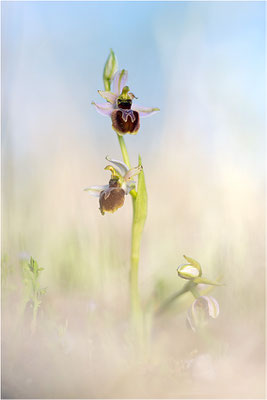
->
[{"left": 2, "top": 1, "right": 265, "bottom": 399}]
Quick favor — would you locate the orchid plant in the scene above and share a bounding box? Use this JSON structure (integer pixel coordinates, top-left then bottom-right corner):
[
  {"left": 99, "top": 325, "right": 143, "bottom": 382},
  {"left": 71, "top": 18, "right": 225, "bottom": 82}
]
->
[
  {"left": 86, "top": 50, "right": 159, "bottom": 339},
  {"left": 156, "top": 255, "right": 222, "bottom": 332},
  {"left": 86, "top": 50, "right": 222, "bottom": 341}
]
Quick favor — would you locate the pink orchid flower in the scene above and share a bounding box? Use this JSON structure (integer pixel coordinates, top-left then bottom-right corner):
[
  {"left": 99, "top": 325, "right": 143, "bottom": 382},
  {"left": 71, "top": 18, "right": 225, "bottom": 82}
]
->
[{"left": 92, "top": 70, "right": 159, "bottom": 135}]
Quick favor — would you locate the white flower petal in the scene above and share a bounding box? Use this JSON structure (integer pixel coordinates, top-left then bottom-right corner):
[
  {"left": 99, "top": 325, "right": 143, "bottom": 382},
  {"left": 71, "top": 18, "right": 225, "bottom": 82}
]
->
[
  {"left": 84, "top": 185, "right": 108, "bottom": 197},
  {"left": 202, "top": 296, "right": 220, "bottom": 319},
  {"left": 105, "top": 156, "right": 129, "bottom": 176},
  {"left": 98, "top": 90, "right": 117, "bottom": 104},
  {"left": 186, "top": 310, "right": 196, "bottom": 332},
  {"left": 112, "top": 69, "right": 128, "bottom": 95},
  {"left": 124, "top": 165, "right": 143, "bottom": 181},
  {"left": 191, "top": 297, "right": 206, "bottom": 323},
  {"left": 92, "top": 101, "right": 113, "bottom": 116},
  {"left": 132, "top": 105, "right": 160, "bottom": 118},
  {"left": 191, "top": 296, "right": 220, "bottom": 322}
]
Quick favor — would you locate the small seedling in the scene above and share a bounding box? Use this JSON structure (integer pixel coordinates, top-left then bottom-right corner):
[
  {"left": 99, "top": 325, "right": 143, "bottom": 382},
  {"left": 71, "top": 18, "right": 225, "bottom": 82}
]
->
[{"left": 22, "top": 257, "right": 46, "bottom": 334}]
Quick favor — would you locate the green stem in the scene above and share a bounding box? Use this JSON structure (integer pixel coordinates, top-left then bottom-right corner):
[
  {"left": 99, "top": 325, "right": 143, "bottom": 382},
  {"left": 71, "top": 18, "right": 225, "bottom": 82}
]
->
[
  {"left": 117, "top": 134, "right": 131, "bottom": 168},
  {"left": 31, "top": 290, "right": 38, "bottom": 335},
  {"left": 155, "top": 281, "right": 193, "bottom": 316},
  {"left": 117, "top": 134, "right": 143, "bottom": 338},
  {"left": 130, "top": 201, "right": 143, "bottom": 332},
  {"left": 117, "top": 135, "right": 137, "bottom": 199},
  {"left": 190, "top": 285, "right": 201, "bottom": 299}
]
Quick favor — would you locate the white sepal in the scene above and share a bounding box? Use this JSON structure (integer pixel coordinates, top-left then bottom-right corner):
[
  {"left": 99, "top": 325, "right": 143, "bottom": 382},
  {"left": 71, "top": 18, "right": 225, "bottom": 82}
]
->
[
  {"left": 84, "top": 185, "right": 108, "bottom": 197},
  {"left": 105, "top": 156, "right": 129, "bottom": 176},
  {"left": 132, "top": 105, "right": 160, "bottom": 118}
]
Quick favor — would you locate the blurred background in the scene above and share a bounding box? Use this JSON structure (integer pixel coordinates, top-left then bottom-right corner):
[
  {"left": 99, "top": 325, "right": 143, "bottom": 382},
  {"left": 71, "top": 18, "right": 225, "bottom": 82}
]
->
[{"left": 2, "top": 1, "right": 265, "bottom": 398}]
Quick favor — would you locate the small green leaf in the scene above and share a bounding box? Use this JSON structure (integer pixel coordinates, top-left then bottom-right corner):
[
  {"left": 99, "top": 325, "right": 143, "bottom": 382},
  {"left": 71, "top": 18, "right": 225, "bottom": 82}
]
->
[
  {"left": 193, "top": 276, "right": 224, "bottom": 286},
  {"left": 134, "top": 155, "right": 147, "bottom": 229},
  {"left": 21, "top": 256, "right": 47, "bottom": 334}
]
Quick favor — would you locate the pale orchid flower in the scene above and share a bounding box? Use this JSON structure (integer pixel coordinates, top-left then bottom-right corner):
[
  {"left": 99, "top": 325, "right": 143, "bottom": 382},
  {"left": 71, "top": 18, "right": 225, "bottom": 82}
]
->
[
  {"left": 186, "top": 295, "right": 220, "bottom": 332},
  {"left": 92, "top": 69, "right": 159, "bottom": 135},
  {"left": 84, "top": 156, "right": 142, "bottom": 215}
]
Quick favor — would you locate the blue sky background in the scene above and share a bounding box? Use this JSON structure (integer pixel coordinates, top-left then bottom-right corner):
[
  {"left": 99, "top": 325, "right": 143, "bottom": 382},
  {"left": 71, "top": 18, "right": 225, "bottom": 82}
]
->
[{"left": 2, "top": 1, "right": 265, "bottom": 178}]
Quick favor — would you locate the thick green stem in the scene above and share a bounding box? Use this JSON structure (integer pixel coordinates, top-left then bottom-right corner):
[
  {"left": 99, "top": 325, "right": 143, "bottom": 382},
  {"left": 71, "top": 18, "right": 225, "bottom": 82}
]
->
[
  {"left": 117, "top": 134, "right": 143, "bottom": 338},
  {"left": 117, "top": 135, "right": 137, "bottom": 199},
  {"left": 117, "top": 134, "right": 131, "bottom": 168},
  {"left": 130, "top": 200, "right": 143, "bottom": 336}
]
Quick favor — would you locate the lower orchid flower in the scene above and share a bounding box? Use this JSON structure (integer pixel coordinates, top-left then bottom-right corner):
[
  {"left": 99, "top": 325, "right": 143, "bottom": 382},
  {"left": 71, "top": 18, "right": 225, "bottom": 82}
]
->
[
  {"left": 186, "top": 295, "right": 220, "bottom": 332},
  {"left": 92, "top": 69, "right": 159, "bottom": 135},
  {"left": 84, "top": 156, "right": 142, "bottom": 215}
]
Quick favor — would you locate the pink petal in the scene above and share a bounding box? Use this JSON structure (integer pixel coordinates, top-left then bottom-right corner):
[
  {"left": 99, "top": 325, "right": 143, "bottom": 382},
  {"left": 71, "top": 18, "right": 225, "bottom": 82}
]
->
[
  {"left": 132, "top": 105, "right": 160, "bottom": 118},
  {"left": 124, "top": 166, "right": 142, "bottom": 181},
  {"left": 92, "top": 101, "right": 113, "bottom": 116},
  {"left": 112, "top": 70, "right": 128, "bottom": 95},
  {"left": 202, "top": 296, "right": 220, "bottom": 318}
]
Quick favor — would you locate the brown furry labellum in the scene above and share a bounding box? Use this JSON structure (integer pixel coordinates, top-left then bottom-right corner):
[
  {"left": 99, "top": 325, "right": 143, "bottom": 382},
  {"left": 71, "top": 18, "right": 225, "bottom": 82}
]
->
[
  {"left": 111, "top": 99, "right": 140, "bottom": 135},
  {"left": 99, "top": 179, "right": 125, "bottom": 215}
]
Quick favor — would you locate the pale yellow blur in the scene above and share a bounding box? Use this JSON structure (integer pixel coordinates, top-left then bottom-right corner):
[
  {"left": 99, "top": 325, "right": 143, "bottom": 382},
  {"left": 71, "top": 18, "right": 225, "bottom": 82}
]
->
[{"left": 2, "top": 115, "right": 265, "bottom": 398}]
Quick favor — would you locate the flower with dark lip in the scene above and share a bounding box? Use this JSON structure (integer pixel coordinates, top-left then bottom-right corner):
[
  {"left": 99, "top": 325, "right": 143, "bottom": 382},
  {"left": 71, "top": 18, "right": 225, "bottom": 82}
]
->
[
  {"left": 99, "top": 178, "right": 125, "bottom": 215},
  {"left": 84, "top": 156, "right": 142, "bottom": 215},
  {"left": 92, "top": 69, "right": 159, "bottom": 135}
]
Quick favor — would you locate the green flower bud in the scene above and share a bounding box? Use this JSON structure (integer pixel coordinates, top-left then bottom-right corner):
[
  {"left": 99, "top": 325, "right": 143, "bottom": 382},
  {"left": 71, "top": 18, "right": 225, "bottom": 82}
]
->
[
  {"left": 177, "top": 263, "right": 201, "bottom": 280},
  {"left": 103, "top": 49, "right": 118, "bottom": 91},
  {"left": 183, "top": 255, "right": 202, "bottom": 276}
]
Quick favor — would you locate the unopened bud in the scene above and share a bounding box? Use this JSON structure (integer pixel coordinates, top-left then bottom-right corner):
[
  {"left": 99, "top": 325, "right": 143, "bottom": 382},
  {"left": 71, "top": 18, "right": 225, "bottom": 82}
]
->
[
  {"left": 177, "top": 263, "right": 201, "bottom": 280},
  {"left": 103, "top": 49, "right": 118, "bottom": 91}
]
